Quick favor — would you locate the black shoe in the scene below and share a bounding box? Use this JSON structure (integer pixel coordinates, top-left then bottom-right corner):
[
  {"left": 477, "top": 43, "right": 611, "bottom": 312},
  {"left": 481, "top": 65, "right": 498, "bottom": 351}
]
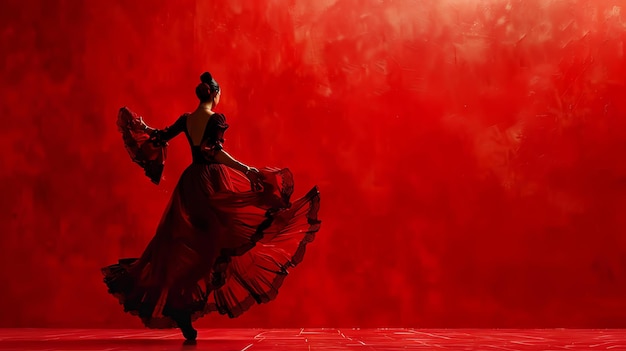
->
[
  {"left": 181, "top": 326, "right": 197, "bottom": 341},
  {"left": 172, "top": 312, "right": 197, "bottom": 341}
]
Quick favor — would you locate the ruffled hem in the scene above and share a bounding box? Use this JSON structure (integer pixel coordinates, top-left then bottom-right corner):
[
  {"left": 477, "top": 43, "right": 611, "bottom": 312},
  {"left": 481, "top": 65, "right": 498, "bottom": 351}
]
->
[{"left": 203, "top": 185, "right": 321, "bottom": 320}]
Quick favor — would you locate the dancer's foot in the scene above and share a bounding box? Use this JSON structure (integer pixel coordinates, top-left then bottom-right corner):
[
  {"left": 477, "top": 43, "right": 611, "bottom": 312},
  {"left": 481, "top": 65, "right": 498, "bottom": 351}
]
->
[
  {"left": 172, "top": 311, "right": 197, "bottom": 341},
  {"left": 181, "top": 326, "right": 197, "bottom": 341}
]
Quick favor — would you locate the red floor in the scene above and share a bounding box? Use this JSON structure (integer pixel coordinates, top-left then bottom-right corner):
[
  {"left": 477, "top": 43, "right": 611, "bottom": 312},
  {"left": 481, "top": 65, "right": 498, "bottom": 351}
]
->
[{"left": 0, "top": 329, "right": 625, "bottom": 350}]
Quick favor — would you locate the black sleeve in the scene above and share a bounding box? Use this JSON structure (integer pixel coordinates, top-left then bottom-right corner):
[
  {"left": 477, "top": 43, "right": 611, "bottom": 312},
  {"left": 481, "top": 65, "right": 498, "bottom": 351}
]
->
[{"left": 150, "top": 114, "right": 187, "bottom": 146}]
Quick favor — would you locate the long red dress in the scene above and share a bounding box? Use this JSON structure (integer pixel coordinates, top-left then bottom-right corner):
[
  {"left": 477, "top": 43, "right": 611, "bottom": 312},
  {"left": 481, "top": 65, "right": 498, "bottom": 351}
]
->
[{"left": 102, "top": 107, "right": 321, "bottom": 328}]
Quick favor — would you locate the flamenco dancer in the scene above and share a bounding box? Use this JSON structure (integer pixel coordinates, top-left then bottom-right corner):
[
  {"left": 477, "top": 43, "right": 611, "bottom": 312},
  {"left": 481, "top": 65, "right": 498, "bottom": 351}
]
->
[{"left": 101, "top": 72, "right": 321, "bottom": 341}]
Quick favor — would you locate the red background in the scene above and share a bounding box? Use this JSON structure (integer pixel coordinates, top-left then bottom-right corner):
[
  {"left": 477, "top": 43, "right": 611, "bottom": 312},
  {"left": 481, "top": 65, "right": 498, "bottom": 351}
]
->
[{"left": 2, "top": 0, "right": 626, "bottom": 328}]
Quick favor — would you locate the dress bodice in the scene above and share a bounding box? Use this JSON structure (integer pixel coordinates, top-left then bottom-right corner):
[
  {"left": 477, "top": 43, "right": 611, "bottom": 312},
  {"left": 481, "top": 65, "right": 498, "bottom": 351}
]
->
[{"left": 153, "top": 112, "right": 229, "bottom": 164}]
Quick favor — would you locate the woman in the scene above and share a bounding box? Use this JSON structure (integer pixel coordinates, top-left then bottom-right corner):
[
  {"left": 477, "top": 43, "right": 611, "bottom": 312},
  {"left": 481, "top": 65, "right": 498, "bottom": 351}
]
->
[{"left": 102, "top": 72, "right": 321, "bottom": 341}]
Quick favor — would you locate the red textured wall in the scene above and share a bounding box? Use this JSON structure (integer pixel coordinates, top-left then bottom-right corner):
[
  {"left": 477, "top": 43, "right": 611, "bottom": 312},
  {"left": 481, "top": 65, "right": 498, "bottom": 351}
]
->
[{"left": 2, "top": 0, "right": 626, "bottom": 328}]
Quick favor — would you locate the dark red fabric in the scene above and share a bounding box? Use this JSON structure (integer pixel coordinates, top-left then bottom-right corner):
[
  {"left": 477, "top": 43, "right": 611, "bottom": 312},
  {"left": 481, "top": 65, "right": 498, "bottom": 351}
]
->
[
  {"left": 116, "top": 107, "right": 168, "bottom": 184},
  {"left": 103, "top": 107, "right": 321, "bottom": 328}
]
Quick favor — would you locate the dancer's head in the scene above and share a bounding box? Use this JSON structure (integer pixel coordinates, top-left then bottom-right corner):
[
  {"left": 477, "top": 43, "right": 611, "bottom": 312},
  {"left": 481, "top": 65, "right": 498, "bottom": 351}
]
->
[{"left": 196, "top": 71, "right": 220, "bottom": 105}]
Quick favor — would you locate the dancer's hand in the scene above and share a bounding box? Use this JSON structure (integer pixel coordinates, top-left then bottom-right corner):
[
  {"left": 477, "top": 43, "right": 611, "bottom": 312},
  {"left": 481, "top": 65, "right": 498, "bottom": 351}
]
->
[
  {"left": 245, "top": 167, "right": 265, "bottom": 192},
  {"left": 131, "top": 117, "right": 149, "bottom": 132}
]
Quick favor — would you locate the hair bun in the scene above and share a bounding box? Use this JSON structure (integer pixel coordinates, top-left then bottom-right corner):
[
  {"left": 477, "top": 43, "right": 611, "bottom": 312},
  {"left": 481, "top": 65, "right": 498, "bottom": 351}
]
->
[
  {"left": 196, "top": 71, "right": 220, "bottom": 102},
  {"left": 200, "top": 72, "right": 213, "bottom": 84}
]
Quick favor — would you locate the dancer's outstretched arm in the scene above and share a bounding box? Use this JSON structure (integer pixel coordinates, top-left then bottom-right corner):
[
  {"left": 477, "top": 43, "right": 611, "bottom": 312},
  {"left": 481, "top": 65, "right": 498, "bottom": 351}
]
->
[{"left": 215, "top": 149, "right": 264, "bottom": 191}]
